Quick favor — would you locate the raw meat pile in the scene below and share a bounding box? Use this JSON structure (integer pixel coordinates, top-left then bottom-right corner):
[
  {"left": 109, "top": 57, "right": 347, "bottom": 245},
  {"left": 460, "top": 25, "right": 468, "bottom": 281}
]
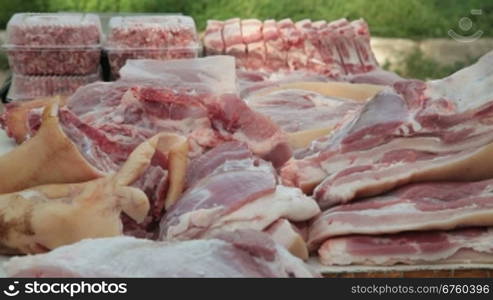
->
[
  {"left": 4, "top": 13, "right": 102, "bottom": 75},
  {"left": 203, "top": 18, "right": 378, "bottom": 76},
  {"left": 3, "top": 12, "right": 493, "bottom": 276},
  {"left": 106, "top": 15, "right": 200, "bottom": 78},
  {"left": 280, "top": 51, "right": 493, "bottom": 266}
]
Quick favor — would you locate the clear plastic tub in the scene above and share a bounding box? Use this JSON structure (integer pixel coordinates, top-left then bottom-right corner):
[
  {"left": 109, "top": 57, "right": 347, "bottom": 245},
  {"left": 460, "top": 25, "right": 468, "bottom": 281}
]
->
[
  {"left": 3, "top": 13, "right": 103, "bottom": 75},
  {"left": 106, "top": 47, "right": 200, "bottom": 79},
  {"left": 105, "top": 15, "right": 199, "bottom": 78},
  {"left": 8, "top": 72, "right": 102, "bottom": 101}
]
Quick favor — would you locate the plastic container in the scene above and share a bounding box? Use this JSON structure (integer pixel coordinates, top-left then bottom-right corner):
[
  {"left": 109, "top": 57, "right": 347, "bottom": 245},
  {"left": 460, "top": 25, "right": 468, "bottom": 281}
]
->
[
  {"left": 105, "top": 15, "right": 200, "bottom": 78},
  {"left": 8, "top": 72, "right": 102, "bottom": 101},
  {"left": 3, "top": 13, "right": 103, "bottom": 75}
]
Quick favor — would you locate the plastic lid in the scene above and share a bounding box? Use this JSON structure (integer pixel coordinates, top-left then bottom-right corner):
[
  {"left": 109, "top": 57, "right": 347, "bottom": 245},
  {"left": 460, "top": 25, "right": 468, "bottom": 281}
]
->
[
  {"left": 5, "top": 13, "right": 102, "bottom": 47},
  {"left": 107, "top": 15, "right": 198, "bottom": 48}
]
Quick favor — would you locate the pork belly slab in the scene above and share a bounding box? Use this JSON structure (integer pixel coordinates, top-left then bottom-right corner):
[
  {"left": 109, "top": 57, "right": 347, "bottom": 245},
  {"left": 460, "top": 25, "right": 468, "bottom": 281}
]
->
[
  {"left": 159, "top": 142, "right": 320, "bottom": 241},
  {"left": 308, "top": 179, "right": 493, "bottom": 248},
  {"left": 6, "top": 231, "right": 317, "bottom": 278},
  {"left": 318, "top": 228, "right": 493, "bottom": 266},
  {"left": 281, "top": 51, "right": 493, "bottom": 208}
]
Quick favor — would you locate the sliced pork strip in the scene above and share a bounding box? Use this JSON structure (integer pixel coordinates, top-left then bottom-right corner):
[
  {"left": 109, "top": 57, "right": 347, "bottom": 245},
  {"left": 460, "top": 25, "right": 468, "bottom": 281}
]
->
[
  {"left": 309, "top": 179, "right": 493, "bottom": 248},
  {"left": 318, "top": 228, "right": 493, "bottom": 266},
  {"left": 6, "top": 231, "right": 317, "bottom": 278},
  {"left": 159, "top": 142, "right": 319, "bottom": 241}
]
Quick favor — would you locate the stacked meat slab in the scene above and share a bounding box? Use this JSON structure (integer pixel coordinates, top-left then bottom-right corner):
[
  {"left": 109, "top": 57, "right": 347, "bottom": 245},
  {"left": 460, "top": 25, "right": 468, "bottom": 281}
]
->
[
  {"left": 281, "top": 51, "right": 493, "bottom": 266},
  {"left": 203, "top": 18, "right": 378, "bottom": 77}
]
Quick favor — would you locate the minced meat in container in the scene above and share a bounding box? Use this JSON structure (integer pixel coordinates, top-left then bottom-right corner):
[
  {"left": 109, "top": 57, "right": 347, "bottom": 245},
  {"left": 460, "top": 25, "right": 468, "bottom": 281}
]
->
[
  {"left": 3, "top": 13, "right": 103, "bottom": 75},
  {"left": 105, "top": 15, "right": 200, "bottom": 78}
]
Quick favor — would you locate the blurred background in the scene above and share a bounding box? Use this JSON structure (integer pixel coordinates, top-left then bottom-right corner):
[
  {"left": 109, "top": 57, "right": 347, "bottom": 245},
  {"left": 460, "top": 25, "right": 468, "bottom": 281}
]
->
[{"left": 1, "top": 0, "right": 493, "bottom": 80}]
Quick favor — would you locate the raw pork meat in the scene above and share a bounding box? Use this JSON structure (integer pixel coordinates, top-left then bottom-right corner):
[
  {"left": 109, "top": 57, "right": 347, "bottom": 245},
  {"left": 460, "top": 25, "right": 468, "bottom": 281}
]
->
[
  {"left": 202, "top": 18, "right": 379, "bottom": 76},
  {"left": 105, "top": 15, "right": 199, "bottom": 77},
  {"left": 266, "top": 219, "right": 309, "bottom": 260},
  {"left": 159, "top": 142, "right": 320, "bottom": 240},
  {"left": 5, "top": 13, "right": 102, "bottom": 75},
  {"left": 223, "top": 18, "right": 247, "bottom": 67},
  {"left": 245, "top": 88, "right": 362, "bottom": 149},
  {"left": 203, "top": 20, "right": 225, "bottom": 55},
  {"left": 281, "top": 51, "right": 493, "bottom": 208},
  {"left": 6, "top": 231, "right": 317, "bottom": 277},
  {"left": 308, "top": 179, "right": 493, "bottom": 247},
  {"left": 263, "top": 19, "right": 287, "bottom": 71},
  {"left": 318, "top": 228, "right": 493, "bottom": 266},
  {"left": 242, "top": 19, "right": 265, "bottom": 69}
]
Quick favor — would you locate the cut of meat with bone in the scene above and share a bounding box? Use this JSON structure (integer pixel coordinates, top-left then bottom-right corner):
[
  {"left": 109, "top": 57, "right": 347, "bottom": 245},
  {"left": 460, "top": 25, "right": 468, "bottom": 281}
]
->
[
  {"left": 334, "top": 22, "right": 365, "bottom": 74},
  {"left": 6, "top": 230, "right": 317, "bottom": 277},
  {"left": 278, "top": 19, "right": 306, "bottom": 70},
  {"left": 202, "top": 18, "right": 378, "bottom": 76},
  {"left": 245, "top": 88, "right": 362, "bottom": 149},
  {"left": 308, "top": 179, "right": 493, "bottom": 248},
  {"left": 281, "top": 52, "right": 493, "bottom": 208},
  {"left": 318, "top": 228, "right": 493, "bottom": 266},
  {"left": 159, "top": 142, "right": 319, "bottom": 241},
  {"left": 317, "top": 20, "right": 345, "bottom": 77},
  {"left": 263, "top": 20, "right": 287, "bottom": 71},
  {"left": 351, "top": 19, "right": 379, "bottom": 72},
  {"left": 295, "top": 19, "right": 325, "bottom": 74}
]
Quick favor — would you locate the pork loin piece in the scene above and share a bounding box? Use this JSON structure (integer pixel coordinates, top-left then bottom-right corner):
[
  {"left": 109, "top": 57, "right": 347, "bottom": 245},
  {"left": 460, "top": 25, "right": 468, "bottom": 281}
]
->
[
  {"left": 309, "top": 179, "right": 493, "bottom": 248},
  {"left": 6, "top": 230, "right": 317, "bottom": 278},
  {"left": 318, "top": 228, "right": 493, "bottom": 266},
  {"left": 281, "top": 51, "right": 493, "bottom": 208},
  {"left": 159, "top": 142, "right": 320, "bottom": 241}
]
